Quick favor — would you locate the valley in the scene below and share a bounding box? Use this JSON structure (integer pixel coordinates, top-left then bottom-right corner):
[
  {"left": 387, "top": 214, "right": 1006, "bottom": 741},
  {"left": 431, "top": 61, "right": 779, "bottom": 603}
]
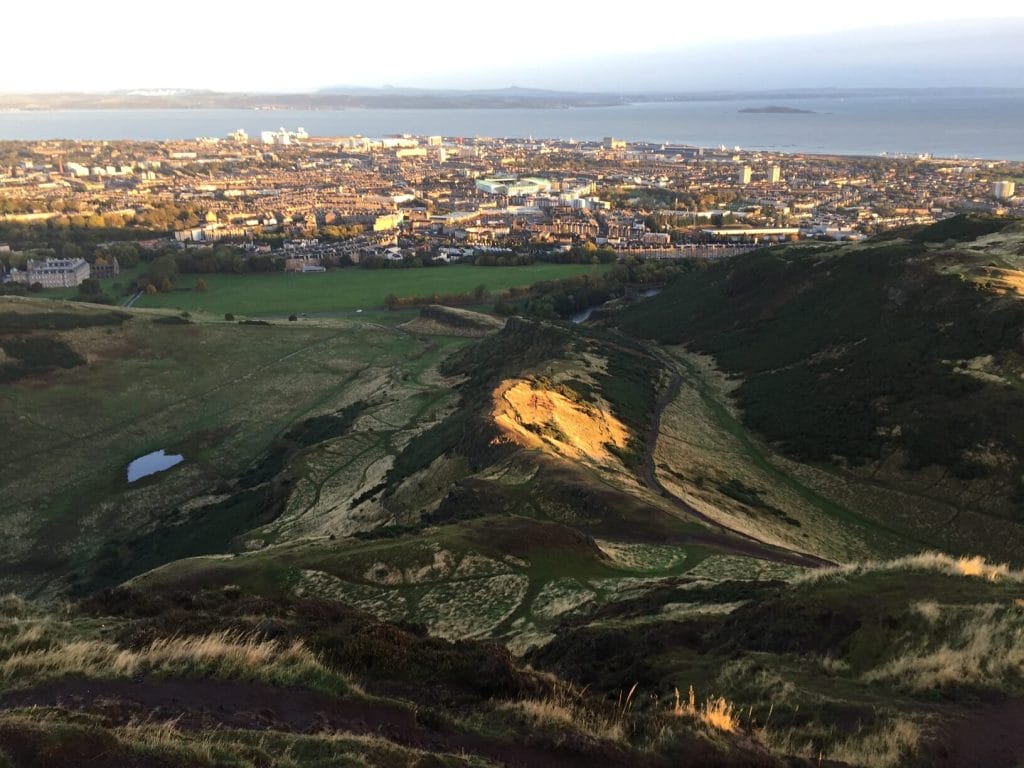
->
[{"left": 3, "top": 216, "right": 1024, "bottom": 766}]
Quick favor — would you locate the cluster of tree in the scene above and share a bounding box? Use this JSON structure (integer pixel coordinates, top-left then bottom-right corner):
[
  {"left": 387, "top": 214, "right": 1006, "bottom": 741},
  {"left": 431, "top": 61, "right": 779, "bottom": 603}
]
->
[
  {"left": 133, "top": 203, "right": 203, "bottom": 231},
  {"left": 72, "top": 277, "right": 115, "bottom": 305},
  {"left": 320, "top": 224, "right": 366, "bottom": 240},
  {"left": 384, "top": 283, "right": 489, "bottom": 310},
  {"left": 472, "top": 252, "right": 535, "bottom": 267},
  {"left": 539, "top": 244, "right": 618, "bottom": 265},
  {"left": 0, "top": 223, "right": 156, "bottom": 264},
  {"left": 137, "top": 254, "right": 178, "bottom": 293},
  {"left": 494, "top": 258, "right": 698, "bottom": 320},
  {"left": 356, "top": 253, "right": 440, "bottom": 270}
]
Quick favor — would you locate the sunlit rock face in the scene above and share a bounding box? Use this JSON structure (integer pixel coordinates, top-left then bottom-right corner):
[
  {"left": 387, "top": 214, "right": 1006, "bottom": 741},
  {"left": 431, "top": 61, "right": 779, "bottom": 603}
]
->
[{"left": 491, "top": 378, "right": 627, "bottom": 463}]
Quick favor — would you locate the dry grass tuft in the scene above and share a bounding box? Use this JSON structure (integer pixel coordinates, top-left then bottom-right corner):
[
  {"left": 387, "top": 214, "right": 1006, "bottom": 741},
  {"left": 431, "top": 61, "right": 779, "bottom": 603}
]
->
[
  {"left": 501, "top": 690, "right": 626, "bottom": 743},
  {"left": 0, "top": 594, "right": 29, "bottom": 618},
  {"left": 827, "top": 718, "right": 921, "bottom": 768},
  {"left": 759, "top": 717, "right": 920, "bottom": 767},
  {"left": 0, "top": 630, "right": 348, "bottom": 695},
  {"left": 671, "top": 686, "right": 739, "bottom": 733},
  {"left": 863, "top": 602, "right": 1024, "bottom": 690},
  {"left": 797, "top": 551, "right": 1020, "bottom": 585}
]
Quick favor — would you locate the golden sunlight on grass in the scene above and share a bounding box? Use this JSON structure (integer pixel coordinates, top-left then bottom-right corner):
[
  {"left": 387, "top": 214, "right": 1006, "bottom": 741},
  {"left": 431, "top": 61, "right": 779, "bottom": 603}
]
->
[
  {"left": 671, "top": 685, "right": 739, "bottom": 733},
  {"left": 491, "top": 378, "right": 628, "bottom": 463},
  {"left": 501, "top": 691, "right": 626, "bottom": 742},
  {"left": 0, "top": 631, "right": 349, "bottom": 695},
  {"left": 968, "top": 266, "right": 1024, "bottom": 296},
  {"left": 797, "top": 551, "right": 1018, "bottom": 584}
]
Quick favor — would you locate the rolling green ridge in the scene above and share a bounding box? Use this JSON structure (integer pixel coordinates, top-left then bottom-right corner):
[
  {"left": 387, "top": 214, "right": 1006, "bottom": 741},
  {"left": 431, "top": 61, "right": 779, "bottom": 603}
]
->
[
  {"left": 6, "top": 219, "right": 1024, "bottom": 767},
  {"left": 616, "top": 218, "right": 1024, "bottom": 528}
]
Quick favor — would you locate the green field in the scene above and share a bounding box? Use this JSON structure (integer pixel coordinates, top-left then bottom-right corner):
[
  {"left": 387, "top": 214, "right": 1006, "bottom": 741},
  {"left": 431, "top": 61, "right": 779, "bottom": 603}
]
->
[
  {"left": 0, "top": 299, "right": 472, "bottom": 597},
  {"left": 133, "top": 264, "right": 613, "bottom": 316},
  {"left": 44, "top": 264, "right": 146, "bottom": 301}
]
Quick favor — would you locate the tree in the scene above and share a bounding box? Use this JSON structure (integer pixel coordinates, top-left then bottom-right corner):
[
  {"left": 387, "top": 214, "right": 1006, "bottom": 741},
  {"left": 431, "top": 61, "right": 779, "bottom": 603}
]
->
[
  {"left": 159, "top": 277, "right": 173, "bottom": 293},
  {"left": 224, "top": 313, "right": 235, "bottom": 321},
  {"left": 79, "top": 277, "right": 103, "bottom": 296},
  {"left": 28, "top": 282, "right": 43, "bottom": 293},
  {"left": 473, "top": 284, "right": 488, "bottom": 300},
  {"left": 288, "top": 313, "right": 298, "bottom": 322},
  {"left": 384, "top": 293, "right": 399, "bottom": 310},
  {"left": 145, "top": 283, "right": 158, "bottom": 295},
  {"left": 195, "top": 278, "right": 208, "bottom": 292}
]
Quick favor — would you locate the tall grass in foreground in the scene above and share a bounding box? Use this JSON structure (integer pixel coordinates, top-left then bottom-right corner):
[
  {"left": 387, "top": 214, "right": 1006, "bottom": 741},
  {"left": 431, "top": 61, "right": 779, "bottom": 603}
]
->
[
  {"left": 759, "top": 718, "right": 921, "bottom": 768},
  {"left": 500, "top": 689, "right": 626, "bottom": 742},
  {"left": 796, "top": 551, "right": 1021, "bottom": 584},
  {"left": 0, "top": 630, "right": 349, "bottom": 695},
  {"left": 864, "top": 601, "right": 1024, "bottom": 690},
  {"left": 671, "top": 685, "right": 739, "bottom": 732}
]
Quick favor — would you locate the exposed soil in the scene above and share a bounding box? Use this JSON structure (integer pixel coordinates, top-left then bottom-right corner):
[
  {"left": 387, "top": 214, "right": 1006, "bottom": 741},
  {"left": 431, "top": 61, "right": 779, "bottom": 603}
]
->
[{"left": 926, "top": 698, "right": 1024, "bottom": 768}]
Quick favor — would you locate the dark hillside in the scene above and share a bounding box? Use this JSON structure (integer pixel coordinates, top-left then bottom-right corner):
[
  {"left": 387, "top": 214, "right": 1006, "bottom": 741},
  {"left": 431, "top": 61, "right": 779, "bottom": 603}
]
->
[{"left": 616, "top": 226, "right": 1024, "bottom": 516}]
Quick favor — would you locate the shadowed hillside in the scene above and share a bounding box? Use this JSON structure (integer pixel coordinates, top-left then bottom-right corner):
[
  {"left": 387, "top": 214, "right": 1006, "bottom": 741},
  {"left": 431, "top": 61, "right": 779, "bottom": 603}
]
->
[{"left": 616, "top": 217, "right": 1024, "bottom": 530}]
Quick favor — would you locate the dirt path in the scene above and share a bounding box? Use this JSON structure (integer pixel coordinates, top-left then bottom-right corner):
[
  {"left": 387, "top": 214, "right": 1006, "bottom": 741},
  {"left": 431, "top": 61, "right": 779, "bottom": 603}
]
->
[
  {"left": 640, "top": 354, "right": 835, "bottom": 570},
  {"left": 0, "top": 677, "right": 650, "bottom": 768},
  {"left": 931, "top": 698, "right": 1024, "bottom": 768}
]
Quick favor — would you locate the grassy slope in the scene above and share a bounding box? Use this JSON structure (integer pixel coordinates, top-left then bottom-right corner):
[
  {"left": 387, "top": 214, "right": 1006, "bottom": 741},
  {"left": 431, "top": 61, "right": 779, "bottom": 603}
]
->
[
  {"left": 133, "top": 263, "right": 613, "bottom": 315},
  {"left": 614, "top": 218, "right": 1024, "bottom": 559},
  {"left": 0, "top": 297, "right": 470, "bottom": 597},
  {"left": 0, "top": 589, "right": 781, "bottom": 768},
  {"left": 12, "top": 238, "right": 1024, "bottom": 767}
]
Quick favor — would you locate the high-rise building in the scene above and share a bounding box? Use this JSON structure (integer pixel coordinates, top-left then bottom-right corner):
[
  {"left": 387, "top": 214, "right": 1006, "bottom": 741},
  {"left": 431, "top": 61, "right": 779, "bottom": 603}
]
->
[
  {"left": 992, "top": 180, "right": 1016, "bottom": 200},
  {"left": 770, "top": 164, "right": 782, "bottom": 183},
  {"left": 738, "top": 165, "right": 752, "bottom": 185}
]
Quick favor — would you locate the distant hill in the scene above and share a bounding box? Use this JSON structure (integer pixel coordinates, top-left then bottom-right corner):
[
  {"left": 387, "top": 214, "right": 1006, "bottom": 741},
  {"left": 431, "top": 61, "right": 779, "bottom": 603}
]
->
[{"left": 738, "top": 105, "right": 815, "bottom": 114}]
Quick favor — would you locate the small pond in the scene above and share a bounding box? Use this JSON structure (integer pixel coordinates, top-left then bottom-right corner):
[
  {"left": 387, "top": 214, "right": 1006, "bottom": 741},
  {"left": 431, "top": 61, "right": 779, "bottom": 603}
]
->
[{"left": 127, "top": 449, "right": 185, "bottom": 483}]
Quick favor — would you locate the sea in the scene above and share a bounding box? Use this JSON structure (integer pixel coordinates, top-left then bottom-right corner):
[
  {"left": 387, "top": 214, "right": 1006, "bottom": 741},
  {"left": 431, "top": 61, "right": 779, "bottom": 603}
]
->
[{"left": 1, "top": 93, "right": 1023, "bottom": 160}]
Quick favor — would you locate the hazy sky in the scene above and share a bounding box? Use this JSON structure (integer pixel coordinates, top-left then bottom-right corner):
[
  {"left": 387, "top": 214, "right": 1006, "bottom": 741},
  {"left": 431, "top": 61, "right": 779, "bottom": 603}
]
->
[{"left": 3, "top": 1, "right": 1023, "bottom": 92}]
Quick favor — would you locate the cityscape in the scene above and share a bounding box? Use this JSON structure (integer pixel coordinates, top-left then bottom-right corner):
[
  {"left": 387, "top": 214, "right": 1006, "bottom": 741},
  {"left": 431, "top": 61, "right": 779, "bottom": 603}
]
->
[
  {"left": 4, "top": 3, "right": 1024, "bottom": 767},
  {"left": 2, "top": 128, "right": 1021, "bottom": 295}
]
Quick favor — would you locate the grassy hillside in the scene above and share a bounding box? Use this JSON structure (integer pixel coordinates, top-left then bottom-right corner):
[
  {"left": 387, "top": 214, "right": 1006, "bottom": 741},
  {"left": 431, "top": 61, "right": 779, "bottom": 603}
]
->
[
  {"left": 616, "top": 218, "right": 1024, "bottom": 530},
  {"left": 9, "top": 228, "right": 1024, "bottom": 767},
  {"left": 0, "top": 297, "right": 470, "bottom": 597}
]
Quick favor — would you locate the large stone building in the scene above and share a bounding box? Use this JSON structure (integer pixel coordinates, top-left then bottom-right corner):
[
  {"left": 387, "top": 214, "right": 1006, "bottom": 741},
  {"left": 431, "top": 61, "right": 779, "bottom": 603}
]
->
[{"left": 11, "top": 258, "right": 91, "bottom": 288}]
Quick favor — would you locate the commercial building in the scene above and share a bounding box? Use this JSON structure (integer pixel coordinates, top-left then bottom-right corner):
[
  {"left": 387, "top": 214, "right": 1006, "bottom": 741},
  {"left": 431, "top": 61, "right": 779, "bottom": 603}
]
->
[
  {"left": 738, "top": 165, "right": 752, "bottom": 185},
  {"left": 770, "top": 164, "right": 782, "bottom": 183},
  {"left": 475, "top": 176, "right": 552, "bottom": 196},
  {"left": 992, "top": 181, "right": 1016, "bottom": 200}
]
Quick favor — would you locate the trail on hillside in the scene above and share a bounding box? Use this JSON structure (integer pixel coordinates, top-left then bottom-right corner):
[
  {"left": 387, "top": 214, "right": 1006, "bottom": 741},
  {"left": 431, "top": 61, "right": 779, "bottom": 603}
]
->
[{"left": 639, "top": 347, "right": 835, "bottom": 569}]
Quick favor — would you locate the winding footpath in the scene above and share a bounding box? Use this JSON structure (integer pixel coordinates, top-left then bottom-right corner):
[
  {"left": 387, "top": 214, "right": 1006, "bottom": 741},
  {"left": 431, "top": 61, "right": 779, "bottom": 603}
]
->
[{"left": 640, "top": 347, "right": 836, "bottom": 569}]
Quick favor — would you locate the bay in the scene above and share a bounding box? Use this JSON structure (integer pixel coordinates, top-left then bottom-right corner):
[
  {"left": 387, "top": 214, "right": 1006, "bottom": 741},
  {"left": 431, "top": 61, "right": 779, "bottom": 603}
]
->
[{"left": 1, "top": 93, "right": 1022, "bottom": 160}]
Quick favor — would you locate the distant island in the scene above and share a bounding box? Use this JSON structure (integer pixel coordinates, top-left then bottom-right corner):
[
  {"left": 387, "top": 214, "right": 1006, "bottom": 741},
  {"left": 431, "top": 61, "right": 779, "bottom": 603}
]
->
[
  {"left": 0, "top": 88, "right": 1010, "bottom": 112},
  {"left": 739, "top": 105, "right": 816, "bottom": 114}
]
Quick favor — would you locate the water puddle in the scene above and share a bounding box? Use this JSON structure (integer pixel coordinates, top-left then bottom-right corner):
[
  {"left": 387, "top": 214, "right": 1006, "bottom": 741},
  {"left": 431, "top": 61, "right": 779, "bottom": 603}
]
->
[{"left": 127, "top": 449, "right": 184, "bottom": 483}]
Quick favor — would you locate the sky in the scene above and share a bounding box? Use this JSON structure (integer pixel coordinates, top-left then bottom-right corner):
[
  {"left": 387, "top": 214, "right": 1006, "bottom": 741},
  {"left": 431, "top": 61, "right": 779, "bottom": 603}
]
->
[{"left": 2, "top": 1, "right": 1023, "bottom": 92}]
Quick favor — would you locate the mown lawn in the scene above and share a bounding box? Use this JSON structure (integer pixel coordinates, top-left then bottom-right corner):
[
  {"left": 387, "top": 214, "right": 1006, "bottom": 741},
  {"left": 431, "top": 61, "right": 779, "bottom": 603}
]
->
[{"left": 133, "top": 263, "right": 613, "bottom": 316}]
